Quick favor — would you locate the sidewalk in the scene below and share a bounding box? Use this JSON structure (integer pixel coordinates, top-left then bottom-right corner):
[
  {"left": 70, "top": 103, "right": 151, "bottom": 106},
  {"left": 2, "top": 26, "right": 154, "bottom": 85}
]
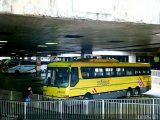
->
[{"left": 143, "top": 83, "right": 160, "bottom": 97}]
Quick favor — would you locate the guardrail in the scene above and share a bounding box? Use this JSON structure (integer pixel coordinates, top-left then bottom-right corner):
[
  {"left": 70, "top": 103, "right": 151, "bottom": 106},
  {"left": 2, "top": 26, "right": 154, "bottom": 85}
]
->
[
  {"left": 0, "top": 89, "right": 53, "bottom": 102},
  {"left": 0, "top": 98, "right": 160, "bottom": 120}
]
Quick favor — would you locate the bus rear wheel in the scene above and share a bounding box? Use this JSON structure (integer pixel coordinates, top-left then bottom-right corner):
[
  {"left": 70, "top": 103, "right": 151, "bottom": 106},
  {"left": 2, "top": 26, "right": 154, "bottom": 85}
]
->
[
  {"left": 15, "top": 70, "right": 19, "bottom": 75},
  {"left": 126, "top": 89, "right": 132, "bottom": 98},
  {"left": 83, "top": 93, "right": 93, "bottom": 100},
  {"left": 134, "top": 87, "right": 140, "bottom": 96}
]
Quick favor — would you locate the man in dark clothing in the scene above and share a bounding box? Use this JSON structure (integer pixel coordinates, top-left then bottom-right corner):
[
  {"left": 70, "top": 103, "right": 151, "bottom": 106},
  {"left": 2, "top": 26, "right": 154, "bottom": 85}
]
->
[{"left": 23, "top": 87, "right": 32, "bottom": 102}]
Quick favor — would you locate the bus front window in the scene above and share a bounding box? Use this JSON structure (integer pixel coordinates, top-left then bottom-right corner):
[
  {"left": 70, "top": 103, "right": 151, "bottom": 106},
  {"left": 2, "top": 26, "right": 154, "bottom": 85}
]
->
[{"left": 46, "top": 67, "right": 70, "bottom": 87}]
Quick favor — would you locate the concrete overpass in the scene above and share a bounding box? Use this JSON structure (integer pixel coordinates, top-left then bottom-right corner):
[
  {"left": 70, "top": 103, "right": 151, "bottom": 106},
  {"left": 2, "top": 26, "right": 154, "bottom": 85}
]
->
[
  {"left": 0, "top": 0, "right": 160, "bottom": 59},
  {"left": 1, "top": 0, "right": 160, "bottom": 24}
]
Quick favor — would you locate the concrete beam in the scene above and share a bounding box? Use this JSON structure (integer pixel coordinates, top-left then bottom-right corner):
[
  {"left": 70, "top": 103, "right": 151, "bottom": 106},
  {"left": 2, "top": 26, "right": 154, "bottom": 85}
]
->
[{"left": 0, "top": 0, "right": 160, "bottom": 24}]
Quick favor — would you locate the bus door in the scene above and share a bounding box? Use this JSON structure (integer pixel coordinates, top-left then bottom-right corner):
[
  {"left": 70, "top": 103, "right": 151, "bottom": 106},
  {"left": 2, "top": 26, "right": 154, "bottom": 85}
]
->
[{"left": 70, "top": 67, "right": 80, "bottom": 97}]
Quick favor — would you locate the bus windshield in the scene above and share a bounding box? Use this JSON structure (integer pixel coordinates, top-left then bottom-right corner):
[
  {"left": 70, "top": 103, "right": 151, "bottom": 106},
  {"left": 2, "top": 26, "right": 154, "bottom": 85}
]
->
[{"left": 45, "top": 67, "right": 70, "bottom": 88}]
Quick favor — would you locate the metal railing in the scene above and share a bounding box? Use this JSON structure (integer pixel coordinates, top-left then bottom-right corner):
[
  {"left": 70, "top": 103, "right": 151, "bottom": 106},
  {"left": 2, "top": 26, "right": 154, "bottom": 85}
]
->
[
  {"left": 0, "top": 98, "right": 160, "bottom": 120},
  {"left": 0, "top": 89, "right": 52, "bottom": 102}
]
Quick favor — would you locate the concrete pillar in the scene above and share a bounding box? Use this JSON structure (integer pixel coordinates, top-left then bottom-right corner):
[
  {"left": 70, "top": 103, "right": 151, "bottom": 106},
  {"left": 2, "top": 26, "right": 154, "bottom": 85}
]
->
[
  {"left": 15, "top": 56, "right": 20, "bottom": 60},
  {"left": 27, "top": 56, "right": 32, "bottom": 60},
  {"left": 36, "top": 56, "right": 41, "bottom": 77},
  {"left": 129, "top": 53, "right": 136, "bottom": 63},
  {"left": 81, "top": 49, "right": 93, "bottom": 58},
  {"left": 21, "top": 56, "right": 25, "bottom": 60}
]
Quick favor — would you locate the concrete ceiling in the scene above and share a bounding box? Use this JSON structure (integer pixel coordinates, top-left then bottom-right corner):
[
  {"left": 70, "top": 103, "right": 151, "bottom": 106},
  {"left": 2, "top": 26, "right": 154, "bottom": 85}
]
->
[{"left": 0, "top": 14, "right": 160, "bottom": 57}]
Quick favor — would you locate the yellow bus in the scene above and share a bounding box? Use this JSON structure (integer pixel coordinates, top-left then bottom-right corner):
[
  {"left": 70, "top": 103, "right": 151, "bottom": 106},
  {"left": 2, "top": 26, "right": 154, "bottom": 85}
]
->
[{"left": 43, "top": 59, "right": 151, "bottom": 99}]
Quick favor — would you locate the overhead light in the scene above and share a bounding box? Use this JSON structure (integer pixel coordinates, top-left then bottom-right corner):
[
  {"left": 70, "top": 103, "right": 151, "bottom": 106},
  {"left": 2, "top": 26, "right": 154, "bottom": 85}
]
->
[
  {"left": 45, "top": 42, "right": 58, "bottom": 45},
  {"left": 0, "top": 47, "right": 2, "bottom": 48},
  {"left": 11, "top": 53, "right": 16, "bottom": 54},
  {"left": 0, "top": 41, "right": 8, "bottom": 43},
  {"left": 24, "top": 57, "right": 28, "bottom": 60},
  {"left": 37, "top": 51, "right": 42, "bottom": 53},
  {"left": 0, "top": 44, "right": 5, "bottom": 45},
  {"left": 19, "top": 50, "right": 26, "bottom": 52},
  {"left": 37, "top": 45, "right": 48, "bottom": 47}
]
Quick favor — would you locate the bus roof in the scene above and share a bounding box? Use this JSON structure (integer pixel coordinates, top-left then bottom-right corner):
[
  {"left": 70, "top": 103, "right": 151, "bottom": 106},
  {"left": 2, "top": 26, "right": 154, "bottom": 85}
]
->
[
  {"left": 48, "top": 61, "right": 72, "bottom": 67},
  {"left": 47, "top": 59, "right": 150, "bottom": 68},
  {"left": 76, "top": 58, "right": 119, "bottom": 63}
]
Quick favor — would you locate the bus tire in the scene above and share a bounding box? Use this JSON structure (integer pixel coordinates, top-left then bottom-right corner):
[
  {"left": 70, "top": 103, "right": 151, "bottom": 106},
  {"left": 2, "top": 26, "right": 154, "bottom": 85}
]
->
[
  {"left": 126, "top": 89, "right": 132, "bottom": 98},
  {"left": 83, "top": 93, "right": 93, "bottom": 100},
  {"left": 15, "top": 70, "right": 19, "bottom": 75},
  {"left": 134, "top": 87, "right": 140, "bottom": 95}
]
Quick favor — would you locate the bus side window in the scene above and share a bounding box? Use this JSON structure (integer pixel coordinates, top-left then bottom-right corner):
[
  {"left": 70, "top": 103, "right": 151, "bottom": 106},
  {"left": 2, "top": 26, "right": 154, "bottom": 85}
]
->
[
  {"left": 81, "top": 67, "right": 91, "bottom": 79},
  {"left": 70, "top": 67, "right": 79, "bottom": 87},
  {"left": 95, "top": 68, "right": 103, "bottom": 77},
  {"left": 126, "top": 68, "right": 134, "bottom": 76}
]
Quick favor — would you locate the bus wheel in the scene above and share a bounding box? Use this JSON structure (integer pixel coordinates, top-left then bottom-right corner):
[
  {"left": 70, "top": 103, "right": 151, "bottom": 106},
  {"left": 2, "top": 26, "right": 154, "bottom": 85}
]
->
[
  {"left": 83, "top": 93, "right": 93, "bottom": 100},
  {"left": 134, "top": 87, "right": 140, "bottom": 95},
  {"left": 126, "top": 89, "right": 132, "bottom": 98},
  {"left": 15, "top": 70, "right": 19, "bottom": 75}
]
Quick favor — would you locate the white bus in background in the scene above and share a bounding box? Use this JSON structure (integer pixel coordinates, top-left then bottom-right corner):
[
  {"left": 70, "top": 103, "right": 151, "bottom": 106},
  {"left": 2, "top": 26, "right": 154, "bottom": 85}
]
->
[
  {"left": 41, "top": 61, "right": 50, "bottom": 73},
  {"left": 7, "top": 60, "right": 36, "bottom": 74}
]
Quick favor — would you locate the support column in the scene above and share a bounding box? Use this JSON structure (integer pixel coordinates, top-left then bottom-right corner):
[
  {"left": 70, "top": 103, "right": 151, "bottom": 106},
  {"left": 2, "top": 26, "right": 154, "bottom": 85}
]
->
[
  {"left": 27, "top": 56, "right": 32, "bottom": 60},
  {"left": 129, "top": 53, "right": 136, "bottom": 63},
  {"left": 81, "top": 49, "right": 93, "bottom": 58},
  {"left": 36, "top": 56, "right": 41, "bottom": 77}
]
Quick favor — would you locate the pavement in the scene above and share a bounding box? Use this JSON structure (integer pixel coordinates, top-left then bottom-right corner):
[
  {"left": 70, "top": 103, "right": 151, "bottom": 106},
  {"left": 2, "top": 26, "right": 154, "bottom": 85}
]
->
[{"left": 143, "top": 83, "right": 160, "bottom": 98}]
